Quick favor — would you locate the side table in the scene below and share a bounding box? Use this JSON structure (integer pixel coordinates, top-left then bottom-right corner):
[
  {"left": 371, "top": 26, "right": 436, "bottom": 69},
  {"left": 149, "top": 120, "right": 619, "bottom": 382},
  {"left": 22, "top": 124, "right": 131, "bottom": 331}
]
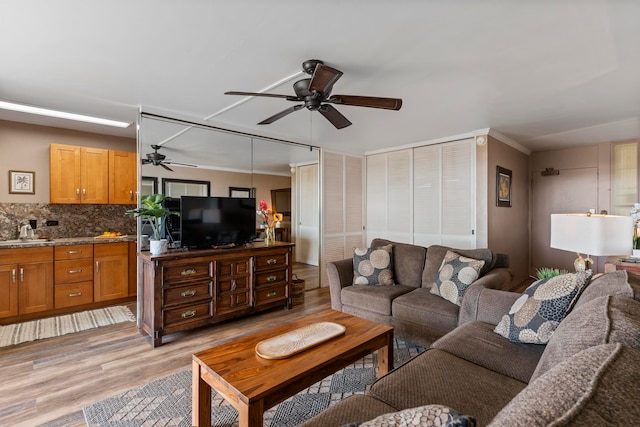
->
[{"left": 604, "top": 256, "right": 640, "bottom": 275}]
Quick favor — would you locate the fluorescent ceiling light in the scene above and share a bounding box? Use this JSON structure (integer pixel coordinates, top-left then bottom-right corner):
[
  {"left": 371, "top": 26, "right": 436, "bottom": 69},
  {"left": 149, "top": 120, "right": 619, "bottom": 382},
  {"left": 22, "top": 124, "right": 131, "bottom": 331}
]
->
[{"left": 0, "top": 100, "right": 131, "bottom": 128}]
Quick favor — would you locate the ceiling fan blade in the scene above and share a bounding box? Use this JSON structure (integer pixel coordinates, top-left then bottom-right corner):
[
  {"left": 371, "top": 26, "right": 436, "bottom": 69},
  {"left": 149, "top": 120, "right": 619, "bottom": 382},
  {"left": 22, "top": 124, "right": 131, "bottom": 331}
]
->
[
  {"left": 225, "top": 91, "right": 299, "bottom": 101},
  {"left": 141, "top": 159, "right": 151, "bottom": 164},
  {"left": 165, "top": 161, "right": 198, "bottom": 168},
  {"left": 309, "top": 64, "right": 343, "bottom": 94},
  {"left": 318, "top": 104, "right": 352, "bottom": 129},
  {"left": 258, "top": 104, "right": 305, "bottom": 125},
  {"left": 160, "top": 163, "right": 174, "bottom": 172},
  {"left": 328, "top": 95, "right": 402, "bottom": 110}
]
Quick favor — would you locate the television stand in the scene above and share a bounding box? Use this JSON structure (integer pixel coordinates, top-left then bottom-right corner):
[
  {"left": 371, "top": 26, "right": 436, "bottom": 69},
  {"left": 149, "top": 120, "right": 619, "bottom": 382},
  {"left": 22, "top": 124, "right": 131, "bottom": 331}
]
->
[{"left": 138, "top": 241, "right": 294, "bottom": 347}]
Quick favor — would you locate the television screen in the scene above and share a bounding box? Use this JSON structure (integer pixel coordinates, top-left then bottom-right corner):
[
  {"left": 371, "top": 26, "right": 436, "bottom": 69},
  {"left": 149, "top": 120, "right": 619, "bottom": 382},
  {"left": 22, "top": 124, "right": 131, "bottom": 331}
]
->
[{"left": 180, "top": 196, "right": 257, "bottom": 249}]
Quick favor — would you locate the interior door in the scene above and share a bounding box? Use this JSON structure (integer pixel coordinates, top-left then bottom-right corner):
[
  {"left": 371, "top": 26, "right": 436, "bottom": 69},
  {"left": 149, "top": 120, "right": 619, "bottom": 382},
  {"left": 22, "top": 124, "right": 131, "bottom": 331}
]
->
[
  {"left": 297, "top": 164, "right": 319, "bottom": 266},
  {"left": 531, "top": 168, "right": 598, "bottom": 274}
]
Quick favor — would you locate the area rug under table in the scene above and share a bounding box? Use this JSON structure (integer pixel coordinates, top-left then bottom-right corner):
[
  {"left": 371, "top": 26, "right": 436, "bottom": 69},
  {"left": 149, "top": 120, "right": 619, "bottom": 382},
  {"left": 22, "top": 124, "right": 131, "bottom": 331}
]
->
[
  {"left": 0, "top": 305, "right": 135, "bottom": 348},
  {"left": 83, "top": 339, "right": 424, "bottom": 427}
]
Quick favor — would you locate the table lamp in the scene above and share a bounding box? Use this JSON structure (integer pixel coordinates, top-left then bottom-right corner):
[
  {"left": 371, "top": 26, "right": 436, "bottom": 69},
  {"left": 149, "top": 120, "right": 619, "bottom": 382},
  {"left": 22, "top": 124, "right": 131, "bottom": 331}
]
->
[{"left": 550, "top": 213, "right": 632, "bottom": 271}]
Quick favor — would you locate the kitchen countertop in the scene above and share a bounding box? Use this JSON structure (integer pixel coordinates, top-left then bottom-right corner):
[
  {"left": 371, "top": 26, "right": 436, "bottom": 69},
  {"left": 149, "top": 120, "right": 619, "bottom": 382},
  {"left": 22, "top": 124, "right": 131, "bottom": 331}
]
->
[{"left": 0, "top": 235, "right": 136, "bottom": 249}]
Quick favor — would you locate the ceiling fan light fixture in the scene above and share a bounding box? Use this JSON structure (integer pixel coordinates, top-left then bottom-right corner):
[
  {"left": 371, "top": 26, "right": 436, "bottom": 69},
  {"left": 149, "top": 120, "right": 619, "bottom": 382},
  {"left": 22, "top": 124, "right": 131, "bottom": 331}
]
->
[{"left": 0, "top": 100, "right": 131, "bottom": 128}]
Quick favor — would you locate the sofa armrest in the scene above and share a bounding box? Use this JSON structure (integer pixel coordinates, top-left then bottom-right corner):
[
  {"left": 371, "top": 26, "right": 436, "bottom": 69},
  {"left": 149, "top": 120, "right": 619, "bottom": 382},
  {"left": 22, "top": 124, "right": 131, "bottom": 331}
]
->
[
  {"left": 459, "top": 287, "right": 522, "bottom": 326},
  {"left": 326, "top": 258, "right": 354, "bottom": 311}
]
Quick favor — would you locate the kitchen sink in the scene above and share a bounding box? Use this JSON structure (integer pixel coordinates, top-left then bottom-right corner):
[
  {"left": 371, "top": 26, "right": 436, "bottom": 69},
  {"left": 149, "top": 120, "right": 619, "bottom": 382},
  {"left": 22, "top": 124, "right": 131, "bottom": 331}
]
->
[{"left": 0, "top": 239, "right": 51, "bottom": 246}]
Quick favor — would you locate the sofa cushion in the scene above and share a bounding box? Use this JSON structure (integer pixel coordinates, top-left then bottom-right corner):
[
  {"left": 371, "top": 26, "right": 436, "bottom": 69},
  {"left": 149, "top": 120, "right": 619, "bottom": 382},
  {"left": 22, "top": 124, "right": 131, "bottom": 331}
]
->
[
  {"left": 530, "top": 294, "right": 640, "bottom": 381},
  {"left": 299, "top": 394, "right": 399, "bottom": 427},
  {"left": 488, "top": 343, "right": 640, "bottom": 426},
  {"left": 392, "top": 288, "right": 459, "bottom": 332},
  {"left": 357, "top": 404, "right": 477, "bottom": 427},
  {"left": 432, "top": 321, "right": 545, "bottom": 383},
  {"left": 369, "top": 348, "right": 526, "bottom": 427},
  {"left": 371, "top": 238, "right": 426, "bottom": 288},
  {"left": 422, "top": 245, "right": 495, "bottom": 288},
  {"left": 353, "top": 244, "right": 395, "bottom": 285},
  {"left": 430, "top": 250, "right": 485, "bottom": 305},
  {"left": 494, "top": 270, "right": 592, "bottom": 344},
  {"left": 573, "top": 270, "right": 634, "bottom": 308},
  {"left": 341, "top": 284, "right": 415, "bottom": 316}
]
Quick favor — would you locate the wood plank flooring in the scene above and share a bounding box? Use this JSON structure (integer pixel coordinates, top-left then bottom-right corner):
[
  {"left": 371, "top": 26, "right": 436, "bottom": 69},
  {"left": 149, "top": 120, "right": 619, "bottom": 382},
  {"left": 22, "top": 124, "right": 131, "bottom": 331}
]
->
[{"left": 0, "top": 287, "right": 331, "bottom": 427}]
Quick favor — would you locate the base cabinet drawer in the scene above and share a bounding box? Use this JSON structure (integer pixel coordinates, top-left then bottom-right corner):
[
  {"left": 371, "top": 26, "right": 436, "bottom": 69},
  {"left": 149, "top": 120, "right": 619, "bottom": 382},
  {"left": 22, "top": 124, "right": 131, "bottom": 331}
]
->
[
  {"left": 54, "top": 258, "right": 94, "bottom": 284},
  {"left": 163, "top": 301, "right": 212, "bottom": 327},
  {"left": 54, "top": 281, "right": 94, "bottom": 309},
  {"left": 163, "top": 282, "right": 212, "bottom": 306},
  {"left": 255, "top": 284, "right": 287, "bottom": 307}
]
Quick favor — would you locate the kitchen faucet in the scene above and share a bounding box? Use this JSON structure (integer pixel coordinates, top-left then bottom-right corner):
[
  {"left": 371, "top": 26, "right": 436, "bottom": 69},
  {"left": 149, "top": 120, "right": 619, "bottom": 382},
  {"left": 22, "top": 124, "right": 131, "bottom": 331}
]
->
[{"left": 19, "top": 223, "right": 34, "bottom": 240}]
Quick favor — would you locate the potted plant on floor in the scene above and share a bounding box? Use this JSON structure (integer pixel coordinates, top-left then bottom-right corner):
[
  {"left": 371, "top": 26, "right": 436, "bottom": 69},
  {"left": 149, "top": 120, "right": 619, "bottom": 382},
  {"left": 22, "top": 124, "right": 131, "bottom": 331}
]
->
[{"left": 126, "top": 194, "right": 179, "bottom": 255}]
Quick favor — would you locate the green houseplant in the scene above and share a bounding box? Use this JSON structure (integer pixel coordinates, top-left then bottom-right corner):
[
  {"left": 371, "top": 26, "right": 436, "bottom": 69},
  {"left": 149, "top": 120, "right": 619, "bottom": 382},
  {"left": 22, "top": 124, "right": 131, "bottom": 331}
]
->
[{"left": 126, "top": 194, "right": 179, "bottom": 254}]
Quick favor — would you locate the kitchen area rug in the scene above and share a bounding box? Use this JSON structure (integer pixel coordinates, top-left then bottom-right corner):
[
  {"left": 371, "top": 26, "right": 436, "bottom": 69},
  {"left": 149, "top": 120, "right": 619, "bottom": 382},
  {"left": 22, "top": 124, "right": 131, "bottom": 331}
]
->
[{"left": 0, "top": 305, "right": 135, "bottom": 347}]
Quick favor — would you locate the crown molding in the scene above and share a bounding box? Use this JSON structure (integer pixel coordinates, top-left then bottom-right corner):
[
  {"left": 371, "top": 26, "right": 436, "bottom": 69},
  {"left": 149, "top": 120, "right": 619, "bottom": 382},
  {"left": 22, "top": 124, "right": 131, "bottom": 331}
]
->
[{"left": 488, "top": 129, "right": 531, "bottom": 155}]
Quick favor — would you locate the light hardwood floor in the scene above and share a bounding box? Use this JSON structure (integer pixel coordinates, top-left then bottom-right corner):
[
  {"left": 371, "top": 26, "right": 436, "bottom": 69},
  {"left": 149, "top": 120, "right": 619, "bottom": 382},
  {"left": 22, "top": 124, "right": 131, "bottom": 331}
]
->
[{"left": 0, "top": 286, "right": 330, "bottom": 427}]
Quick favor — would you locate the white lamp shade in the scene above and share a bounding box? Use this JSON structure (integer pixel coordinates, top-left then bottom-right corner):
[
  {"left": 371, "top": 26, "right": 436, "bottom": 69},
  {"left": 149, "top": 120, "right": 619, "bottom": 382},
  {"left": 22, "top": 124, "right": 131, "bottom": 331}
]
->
[{"left": 550, "top": 214, "right": 633, "bottom": 256}]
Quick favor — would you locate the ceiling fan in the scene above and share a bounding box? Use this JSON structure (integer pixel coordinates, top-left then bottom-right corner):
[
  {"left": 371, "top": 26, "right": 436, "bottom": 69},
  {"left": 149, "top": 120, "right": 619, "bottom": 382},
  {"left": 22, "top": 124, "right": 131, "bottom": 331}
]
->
[
  {"left": 141, "top": 145, "right": 197, "bottom": 172},
  {"left": 225, "top": 59, "right": 402, "bottom": 129}
]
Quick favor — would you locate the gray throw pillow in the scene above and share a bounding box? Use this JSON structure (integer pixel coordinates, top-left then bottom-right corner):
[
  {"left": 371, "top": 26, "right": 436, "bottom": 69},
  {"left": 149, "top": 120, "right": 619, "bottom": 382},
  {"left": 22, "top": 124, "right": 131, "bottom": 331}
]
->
[
  {"left": 353, "top": 244, "right": 394, "bottom": 285},
  {"left": 494, "top": 270, "right": 592, "bottom": 344},
  {"left": 430, "top": 250, "right": 485, "bottom": 305},
  {"left": 358, "top": 404, "right": 477, "bottom": 427}
]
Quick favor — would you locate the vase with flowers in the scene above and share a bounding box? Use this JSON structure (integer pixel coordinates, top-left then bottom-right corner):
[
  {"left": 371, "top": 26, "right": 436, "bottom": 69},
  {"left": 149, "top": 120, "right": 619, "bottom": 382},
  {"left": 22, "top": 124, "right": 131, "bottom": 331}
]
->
[
  {"left": 257, "top": 199, "right": 283, "bottom": 246},
  {"left": 629, "top": 203, "right": 640, "bottom": 257}
]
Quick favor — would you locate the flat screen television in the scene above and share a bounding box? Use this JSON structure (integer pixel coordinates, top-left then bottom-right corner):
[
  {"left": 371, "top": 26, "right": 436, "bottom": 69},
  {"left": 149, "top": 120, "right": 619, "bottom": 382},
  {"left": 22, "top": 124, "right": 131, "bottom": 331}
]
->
[{"left": 180, "top": 196, "right": 257, "bottom": 249}]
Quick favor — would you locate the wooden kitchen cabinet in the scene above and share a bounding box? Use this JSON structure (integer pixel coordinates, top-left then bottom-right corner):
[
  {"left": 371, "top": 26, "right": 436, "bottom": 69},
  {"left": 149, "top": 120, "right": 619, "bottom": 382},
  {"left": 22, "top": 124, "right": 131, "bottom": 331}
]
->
[
  {"left": 94, "top": 242, "right": 129, "bottom": 302},
  {"left": 0, "top": 247, "right": 54, "bottom": 318},
  {"left": 109, "top": 150, "right": 137, "bottom": 204},
  {"left": 50, "top": 143, "right": 109, "bottom": 204},
  {"left": 54, "top": 244, "right": 94, "bottom": 309}
]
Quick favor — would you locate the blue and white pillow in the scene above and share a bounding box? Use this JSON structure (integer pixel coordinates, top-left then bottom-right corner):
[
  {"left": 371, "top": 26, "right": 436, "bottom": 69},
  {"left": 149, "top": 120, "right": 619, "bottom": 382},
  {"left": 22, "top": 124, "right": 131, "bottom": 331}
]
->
[
  {"left": 353, "top": 244, "right": 394, "bottom": 285},
  {"left": 430, "top": 250, "right": 485, "bottom": 306}
]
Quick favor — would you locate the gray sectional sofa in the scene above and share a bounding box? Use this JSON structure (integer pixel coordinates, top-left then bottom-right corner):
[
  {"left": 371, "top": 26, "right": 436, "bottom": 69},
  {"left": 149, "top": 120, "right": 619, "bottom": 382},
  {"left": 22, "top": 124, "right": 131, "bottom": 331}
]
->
[
  {"left": 303, "top": 270, "right": 640, "bottom": 426},
  {"left": 326, "top": 238, "right": 512, "bottom": 346}
]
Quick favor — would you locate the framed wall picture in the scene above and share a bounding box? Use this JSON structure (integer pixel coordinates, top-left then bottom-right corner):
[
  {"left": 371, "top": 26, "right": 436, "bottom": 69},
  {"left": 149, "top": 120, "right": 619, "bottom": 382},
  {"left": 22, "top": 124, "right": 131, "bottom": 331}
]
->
[
  {"left": 9, "top": 170, "right": 35, "bottom": 194},
  {"left": 229, "top": 187, "right": 255, "bottom": 198},
  {"left": 496, "top": 166, "right": 512, "bottom": 207}
]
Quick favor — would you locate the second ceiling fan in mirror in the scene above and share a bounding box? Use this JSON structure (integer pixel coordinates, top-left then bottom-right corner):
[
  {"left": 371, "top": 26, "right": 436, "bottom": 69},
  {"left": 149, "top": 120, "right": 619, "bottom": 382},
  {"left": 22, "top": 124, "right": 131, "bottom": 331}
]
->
[
  {"left": 141, "top": 145, "right": 197, "bottom": 172},
  {"left": 225, "top": 59, "right": 402, "bottom": 129}
]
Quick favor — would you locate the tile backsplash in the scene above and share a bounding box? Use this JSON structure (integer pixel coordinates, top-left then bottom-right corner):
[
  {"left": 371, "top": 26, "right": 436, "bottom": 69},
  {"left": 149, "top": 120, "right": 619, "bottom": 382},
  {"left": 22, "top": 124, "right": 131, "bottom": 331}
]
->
[{"left": 0, "top": 203, "right": 136, "bottom": 240}]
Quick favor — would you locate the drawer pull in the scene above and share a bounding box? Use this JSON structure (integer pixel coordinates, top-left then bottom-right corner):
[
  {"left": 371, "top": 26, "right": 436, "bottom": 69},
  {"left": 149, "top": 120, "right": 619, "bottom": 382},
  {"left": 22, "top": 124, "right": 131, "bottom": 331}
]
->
[
  {"left": 68, "top": 269, "right": 83, "bottom": 274},
  {"left": 67, "top": 250, "right": 82, "bottom": 254},
  {"left": 266, "top": 275, "right": 277, "bottom": 282},
  {"left": 267, "top": 258, "right": 277, "bottom": 265},
  {"left": 266, "top": 290, "right": 277, "bottom": 298},
  {"left": 231, "top": 279, "right": 237, "bottom": 291},
  {"left": 181, "top": 268, "right": 197, "bottom": 276},
  {"left": 181, "top": 310, "right": 196, "bottom": 319},
  {"left": 181, "top": 290, "right": 197, "bottom": 297},
  {"left": 68, "top": 292, "right": 83, "bottom": 297}
]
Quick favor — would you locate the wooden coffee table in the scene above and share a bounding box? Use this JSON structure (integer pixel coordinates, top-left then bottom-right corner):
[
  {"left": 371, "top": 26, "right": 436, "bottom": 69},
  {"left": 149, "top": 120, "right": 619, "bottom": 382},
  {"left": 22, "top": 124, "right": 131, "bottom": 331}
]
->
[{"left": 192, "top": 309, "right": 394, "bottom": 427}]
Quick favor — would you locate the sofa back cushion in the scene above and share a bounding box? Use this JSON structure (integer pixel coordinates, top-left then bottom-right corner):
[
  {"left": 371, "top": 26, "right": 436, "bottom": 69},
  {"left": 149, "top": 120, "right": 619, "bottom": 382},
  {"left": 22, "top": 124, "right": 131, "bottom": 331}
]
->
[
  {"left": 530, "top": 294, "right": 640, "bottom": 381},
  {"left": 371, "top": 238, "right": 426, "bottom": 288},
  {"left": 422, "top": 245, "right": 495, "bottom": 288},
  {"left": 573, "top": 270, "right": 633, "bottom": 309},
  {"left": 488, "top": 343, "right": 640, "bottom": 426}
]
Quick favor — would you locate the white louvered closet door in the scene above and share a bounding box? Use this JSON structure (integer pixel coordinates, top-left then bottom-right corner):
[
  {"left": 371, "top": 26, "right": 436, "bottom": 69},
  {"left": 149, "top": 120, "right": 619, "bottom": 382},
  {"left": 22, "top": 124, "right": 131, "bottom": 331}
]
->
[
  {"left": 297, "top": 164, "right": 319, "bottom": 266},
  {"left": 321, "top": 151, "right": 364, "bottom": 287}
]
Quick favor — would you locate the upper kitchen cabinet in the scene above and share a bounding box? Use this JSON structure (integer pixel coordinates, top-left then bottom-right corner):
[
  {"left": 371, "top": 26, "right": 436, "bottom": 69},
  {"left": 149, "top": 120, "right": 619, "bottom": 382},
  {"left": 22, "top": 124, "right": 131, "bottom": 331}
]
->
[
  {"left": 50, "top": 143, "right": 109, "bottom": 204},
  {"left": 108, "top": 150, "right": 137, "bottom": 204}
]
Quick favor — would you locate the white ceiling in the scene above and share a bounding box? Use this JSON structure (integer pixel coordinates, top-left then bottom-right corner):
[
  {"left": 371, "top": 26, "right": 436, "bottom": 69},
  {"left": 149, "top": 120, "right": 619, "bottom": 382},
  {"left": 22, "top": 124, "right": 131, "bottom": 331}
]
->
[{"left": 2, "top": 0, "right": 640, "bottom": 160}]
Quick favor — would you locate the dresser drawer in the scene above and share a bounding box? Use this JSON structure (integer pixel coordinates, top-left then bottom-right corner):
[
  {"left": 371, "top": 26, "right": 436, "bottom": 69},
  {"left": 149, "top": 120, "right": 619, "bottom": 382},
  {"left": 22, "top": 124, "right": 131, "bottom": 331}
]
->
[
  {"left": 54, "top": 244, "right": 93, "bottom": 260},
  {"left": 54, "top": 258, "right": 94, "bottom": 284},
  {"left": 255, "top": 284, "right": 287, "bottom": 306},
  {"left": 163, "top": 301, "right": 212, "bottom": 327},
  {"left": 255, "top": 269, "right": 287, "bottom": 287},
  {"left": 163, "top": 282, "right": 212, "bottom": 306},
  {"left": 163, "top": 261, "right": 211, "bottom": 285},
  {"left": 54, "top": 281, "right": 94, "bottom": 308},
  {"left": 254, "top": 252, "right": 288, "bottom": 271}
]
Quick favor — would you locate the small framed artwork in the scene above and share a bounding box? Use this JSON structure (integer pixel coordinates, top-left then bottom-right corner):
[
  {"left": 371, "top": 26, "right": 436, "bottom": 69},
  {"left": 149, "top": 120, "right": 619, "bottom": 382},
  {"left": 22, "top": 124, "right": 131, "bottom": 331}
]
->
[
  {"left": 229, "top": 187, "right": 255, "bottom": 198},
  {"left": 496, "top": 166, "right": 512, "bottom": 207},
  {"left": 9, "top": 170, "right": 35, "bottom": 194}
]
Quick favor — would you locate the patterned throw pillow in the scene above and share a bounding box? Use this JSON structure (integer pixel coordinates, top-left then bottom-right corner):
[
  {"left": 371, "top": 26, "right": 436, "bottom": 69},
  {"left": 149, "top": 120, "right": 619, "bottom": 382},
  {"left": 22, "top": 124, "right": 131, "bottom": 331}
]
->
[
  {"left": 353, "top": 244, "right": 394, "bottom": 285},
  {"left": 358, "top": 404, "right": 477, "bottom": 427},
  {"left": 494, "top": 270, "right": 593, "bottom": 344},
  {"left": 430, "top": 250, "right": 485, "bottom": 306}
]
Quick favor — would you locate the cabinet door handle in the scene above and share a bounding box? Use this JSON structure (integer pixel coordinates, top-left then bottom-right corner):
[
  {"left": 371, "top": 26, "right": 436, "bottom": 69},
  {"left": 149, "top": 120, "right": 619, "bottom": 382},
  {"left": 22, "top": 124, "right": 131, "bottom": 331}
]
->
[
  {"left": 67, "top": 250, "right": 82, "bottom": 254},
  {"left": 20, "top": 268, "right": 24, "bottom": 282},
  {"left": 82, "top": 188, "right": 87, "bottom": 199},
  {"left": 68, "top": 269, "right": 83, "bottom": 274},
  {"left": 68, "top": 292, "right": 83, "bottom": 297},
  {"left": 11, "top": 269, "right": 16, "bottom": 283},
  {"left": 266, "top": 290, "right": 277, "bottom": 298},
  {"left": 181, "top": 268, "right": 197, "bottom": 276},
  {"left": 95, "top": 261, "right": 100, "bottom": 273},
  {"left": 266, "top": 275, "right": 277, "bottom": 282},
  {"left": 76, "top": 188, "right": 80, "bottom": 199},
  {"left": 230, "top": 279, "right": 237, "bottom": 290},
  {"left": 129, "top": 190, "right": 133, "bottom": 200},
  {"left": 181, "top": 290, "right": 196, "bottom": 297},
  {"left": 267, "top": 258, "right": 277, "bottom": 265},
  {"left": 181, "top": 310, "right": 196, "bottom": 319}
]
